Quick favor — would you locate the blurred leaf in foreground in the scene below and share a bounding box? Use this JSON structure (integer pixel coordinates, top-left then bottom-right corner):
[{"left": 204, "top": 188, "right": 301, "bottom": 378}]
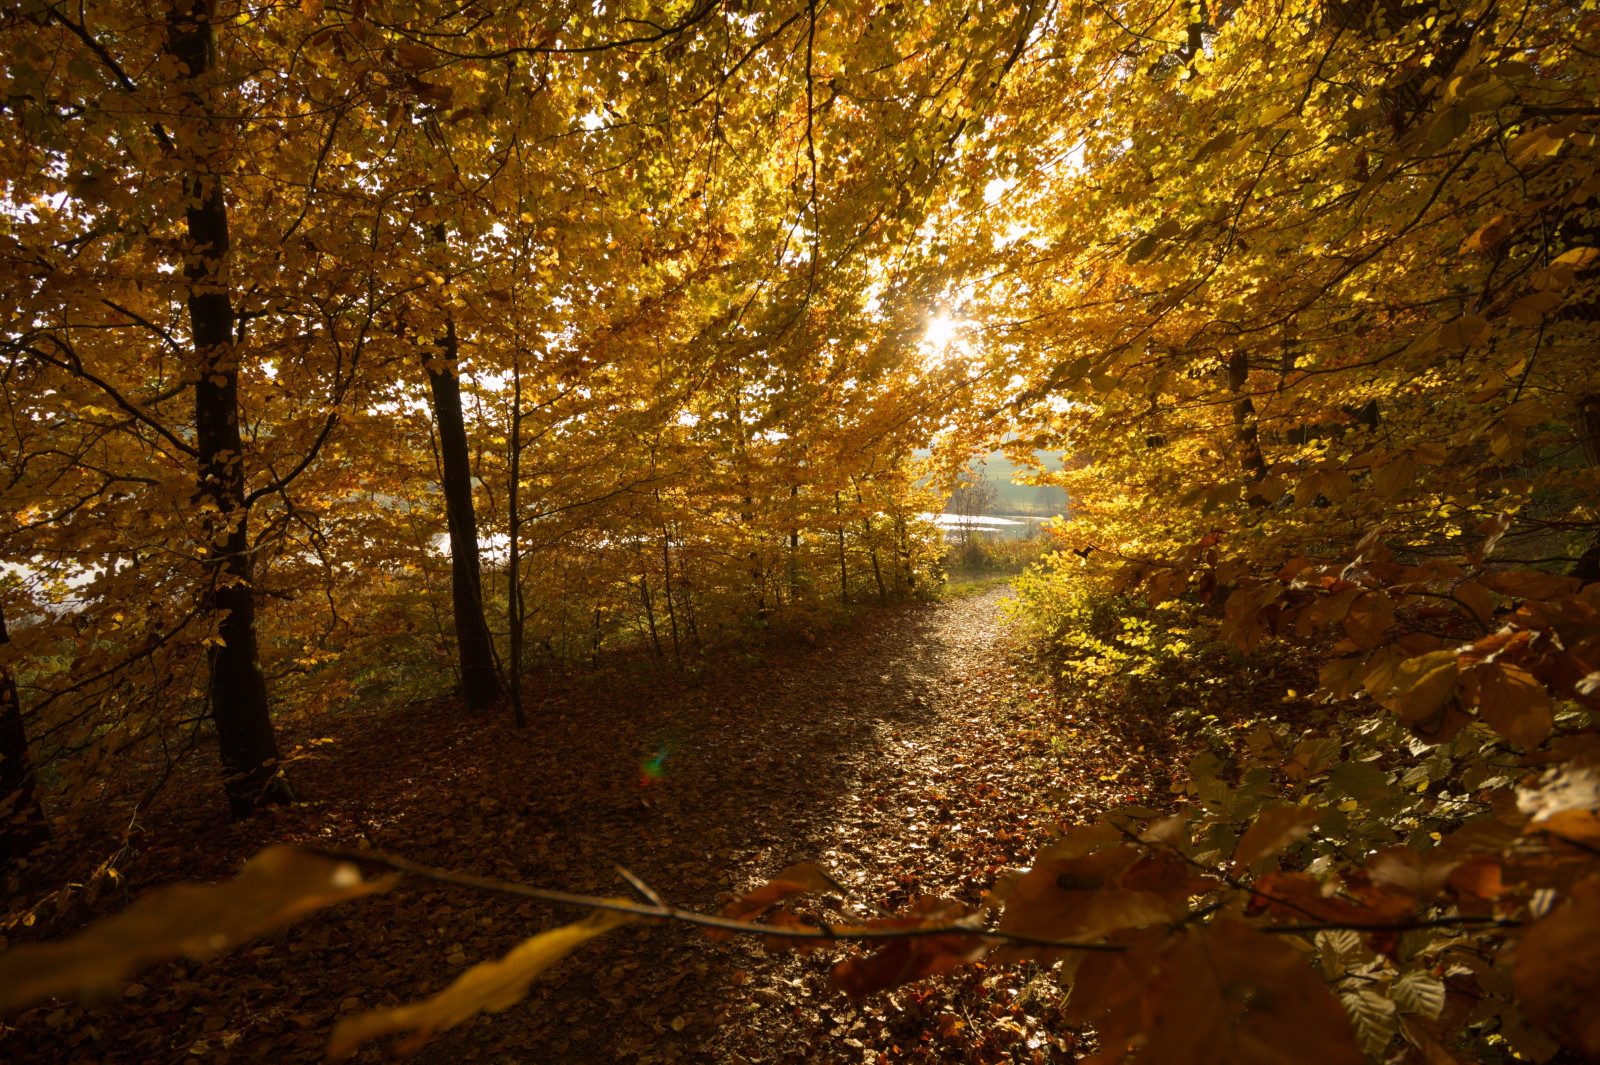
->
[
  {"left": 0, "top": 846, "right": 396, "bottom": 1011},
  {"left": 328, "top": 906, "right": 636, "bottom": 1059}
]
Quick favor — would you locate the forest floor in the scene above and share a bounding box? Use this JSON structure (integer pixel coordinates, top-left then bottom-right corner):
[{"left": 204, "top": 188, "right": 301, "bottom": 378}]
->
[{"left": 2, "top": 585, "right": 1185, "bottom": 1065}]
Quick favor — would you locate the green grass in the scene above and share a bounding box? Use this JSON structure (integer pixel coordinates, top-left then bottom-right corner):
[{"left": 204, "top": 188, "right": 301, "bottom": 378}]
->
[{"left": 939, "top": 573, "right": 1015, "bottom": 598}]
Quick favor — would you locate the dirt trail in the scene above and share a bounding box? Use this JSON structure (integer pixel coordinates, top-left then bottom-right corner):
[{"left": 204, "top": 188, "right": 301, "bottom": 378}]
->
[{"left": 3, "top": 587, "right": 1169, "bottom": 1065}]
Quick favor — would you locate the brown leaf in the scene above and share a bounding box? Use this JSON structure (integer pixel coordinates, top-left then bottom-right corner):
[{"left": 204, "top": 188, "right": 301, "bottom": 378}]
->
[
  {"left": 1366, "top": 846, "right": 1460, "bottom": 900},
  {"left": 1507, "top": 290, "right": 1562, "bottom": 326},
  {"left": 1070, "top": 921, "right": 1365, "bottom": 1065},
  {"left": 328, "top": 906, "right": 635, "bottom": 1060},
  {"left": 0, "top": 846, "right": 396, "bottom": 1012},
  {"left": 1249, "top": 872, "right": 1414, "bottom": 927},
  {"left": 995, "top": 846, "right": 1182, "bottom": 961},
  {"left": 1475, "top": 663, "right": 1553, "bottom": 749},
  {"left": 1512, "top": 876, "right": 1600, "bottom": 1057},
  {"left": 830, "top": 931, "right": 986, "bottom": 997},
  {"left": 1375, "top": 651, "right": 1460, "bottom": 724},
  {"left": 1233, "top": 805, "right": 1323, "bottom": 868},
  {"left": 1535, "top": 810, "right": 1600, "bottom": 852},
  {"left": 1477, "top": 571, "right": 1582, "bottom": 601},
  {"left": 1342, "top": 592, "right": 1396, "bottom": 650},
  {"left": 1370, "top": 456, "right": 1416, "bottom": 498},
  {"left": 1447, "top": 857, "right": 1504, "bottom": 900},
  {"left": 715, "top": 862, "right": 833, "bottom": 929},
  {"left": 1453, "top": 581, "right": 1495, "bottom": 627},
  {"left": 829, "top": 898, "right": 985, "bottom": 997}
]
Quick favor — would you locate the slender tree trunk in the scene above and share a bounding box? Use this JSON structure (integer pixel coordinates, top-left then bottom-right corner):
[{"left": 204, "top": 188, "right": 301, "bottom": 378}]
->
[
  {"left": 1227, "top": 350, "right": 1271, "bottom": 505},
  {"left": 1574, "top": 395, "right": 1600, "bottom": 582},
  {"left": 0, "top": 600, "right": 46, "bottom": 873},
  {"left": 424, "top": 316, "right": 502, "bottom": 711},
  {"left": 657, "top": 507, "right": 682, "bottom": 671},
  {"left": 640, "top": 573, "right": 664, "bottom": 660},
  {"left": 682, "top": 567, "right": 702, "bottom": 650},
  {"left": 506, "top": 358, "right": 527, "bottom": 727},
  {"left": 894, "top": 514, "right": 914, "bottom": 592},
  {"left": 788, "top": 484, "right": 801, "bottom": 602},
  {"left": 835, "top": 492, "right": 849, "bottom": 604},
  {"left": 170, "top": 0, "right": 289, "bottom": 819},
  {"left": 730, "top": 392, "right": 766, "bottom": 620},
  {"left": 857, "top": 487, "right": 888, "bottom": 606}
]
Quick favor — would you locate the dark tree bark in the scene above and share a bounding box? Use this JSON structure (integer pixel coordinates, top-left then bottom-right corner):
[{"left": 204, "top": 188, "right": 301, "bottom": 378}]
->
[
  {"left": 835, "top": 492, "right": 850, "bottom": 603},
  {"left": 857, "top": 486, "right": 888, "bottom": 606},
  {"left": 1574, "top": 395, "right": 1600, "bottom": 583},
  {"left": 425, "top": 318, "right": 503, "bottom": 711},
  {"left": 0, "top": 600, "right": 47, "bottom": 874},
  {"left": 506, "top": 357, "right": 527, "bottom": 727},
  {"left": 170, "top": 0, "right": 290, "bottom": 819},
  {"left": 1228, "top": 350, "right": 1272, "bottom": 506}
]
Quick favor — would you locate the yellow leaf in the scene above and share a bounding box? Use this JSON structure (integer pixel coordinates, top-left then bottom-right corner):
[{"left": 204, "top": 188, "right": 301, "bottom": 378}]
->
[
  {"left": 1464, "top": 215, "right": 1510, "bottom": 252},
  {"left": 1551, "top": 246, "right": 1599, "bottom": 270},
  {"left": 0, "top": 847, "right": 396, "bottom": 1011},
  {"left": 328, "top": 906, "right": 636, "bottom": 1060}
]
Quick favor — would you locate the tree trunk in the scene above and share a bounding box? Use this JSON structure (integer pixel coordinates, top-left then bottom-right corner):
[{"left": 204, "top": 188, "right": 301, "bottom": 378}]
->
[
  {"left": 1574, "top": 395, "right": 1600, "bottom": 583},
  {"left": 506, "top": 358, "right": 527, "bottom": 726},
  {"left": 835, "top": 492, "right": 850, "bottom": 603},
  {"left": 857, "top": 487, "right": 888, "bottom": 606},
  {"left": 1227, "top": 350, "right": 1271, "bottom": 505},
  {"left": 640, "top": 573, "right": 664, "bottom": 660},
  {"left": 0, "top": 600, "right": 47, "bottom": 874},
  {"left": 170, "top": 0, "right": 289, "bottom": 819},
  {"left": 656, "top": 501, "right": 682, "bottom": 671},
  {"left": 788, "top": 484, "right": 802, "bottom": 603},
  {"left": 424, "top": 317, "right": 502, "bottom": 712}
]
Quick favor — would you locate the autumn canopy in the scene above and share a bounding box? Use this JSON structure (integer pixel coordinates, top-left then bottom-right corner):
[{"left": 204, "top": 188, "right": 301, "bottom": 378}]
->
[{"left": 2, "top": 0, "right": 1599, "bottom": 1063}]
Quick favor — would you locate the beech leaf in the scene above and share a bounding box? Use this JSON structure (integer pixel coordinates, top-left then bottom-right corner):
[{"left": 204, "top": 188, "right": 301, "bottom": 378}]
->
[
  {"left": 829, "top": 899, "right": 986, "bottom": 998},
  {"left": 1084, "top": 921, "right": 1367, "bottom": 1065},
  {"left": 0, "top": 846, "right": 396, "bottom": 1012},
  {"left": 1475, "top": 663, "right": 1553, "bottom": 749},
  {"left": 715, "top": 862, "right": 833, "bottom": 928},
  {"left": 1512, "top": 877, "right": 1600, "bottom": 1057},
  {"left": 1233, "top": 804, "right": 1323, "bottom": 868},
  {"left": 1375, "top": 651, "right": 1460, "bottom": 724},
  {"left": 1391, "top": 970, "right": 1446, "bottom": 1020},
  {"left": 1341, "top": 988, "right": 1399, "bottom": 1056},
  {"left": 328, "top": 906, "right": 636, "bottom": 1060}
]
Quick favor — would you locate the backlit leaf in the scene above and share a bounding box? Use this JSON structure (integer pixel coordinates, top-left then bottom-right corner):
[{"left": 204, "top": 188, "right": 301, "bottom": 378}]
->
[
  {"left": 328, "top": 906, "right": 636, "bottom": 1059},
  {"left": 1512, "top": 876, "right": 1600, "bottom": 1057},
  {"left": 1233, "top": 804, "right": 1322, "bottom": 868},
  {"left": 1476, "top": 663, "right": 1553, "bottom": 749},
  {"left": 0, "top": 846, "right": 396, "bottom": 1012}
]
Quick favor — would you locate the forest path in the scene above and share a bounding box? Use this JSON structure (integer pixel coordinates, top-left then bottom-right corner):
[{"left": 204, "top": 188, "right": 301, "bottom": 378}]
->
[{"left": 5, "top": 586, "right": 1171, "bottom": 1065}]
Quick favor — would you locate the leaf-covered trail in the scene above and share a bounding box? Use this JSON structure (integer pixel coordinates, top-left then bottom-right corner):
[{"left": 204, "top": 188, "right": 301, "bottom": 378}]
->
[{"left": 3, "top": 587, "right": 1173, "bottom": 1065}]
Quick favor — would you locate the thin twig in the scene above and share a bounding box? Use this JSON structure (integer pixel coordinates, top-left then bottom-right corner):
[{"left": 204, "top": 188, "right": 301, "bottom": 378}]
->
[{"left": 306, "top": 847, "right": 1126, "bottom": 951}]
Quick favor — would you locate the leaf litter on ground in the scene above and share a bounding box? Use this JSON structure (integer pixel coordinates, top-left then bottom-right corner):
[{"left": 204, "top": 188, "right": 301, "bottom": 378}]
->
[{"left": 1, "top": 587, "right": 1196, "bottom": 1065}]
